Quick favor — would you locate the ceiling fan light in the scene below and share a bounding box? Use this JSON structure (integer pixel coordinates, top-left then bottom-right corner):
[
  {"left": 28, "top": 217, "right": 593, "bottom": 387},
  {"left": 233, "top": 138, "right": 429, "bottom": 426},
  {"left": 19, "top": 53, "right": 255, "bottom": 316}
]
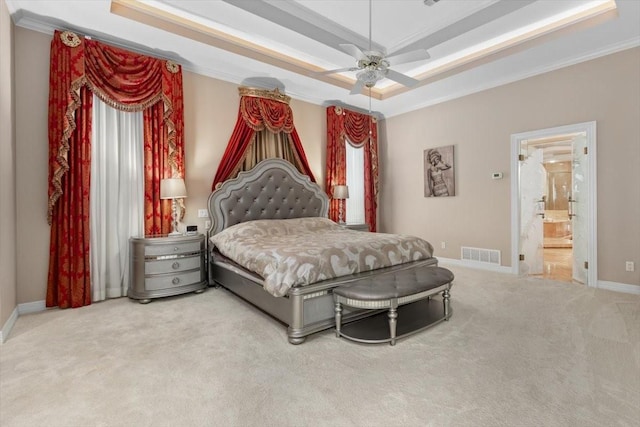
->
[{"left": 356, "top": 68, "right": 386, "bottom": 87}]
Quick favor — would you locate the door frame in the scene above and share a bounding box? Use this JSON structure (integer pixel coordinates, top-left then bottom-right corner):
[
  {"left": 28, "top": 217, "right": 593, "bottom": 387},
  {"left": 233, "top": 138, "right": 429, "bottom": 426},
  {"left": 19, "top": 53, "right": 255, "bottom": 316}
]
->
[{"left": 510, "top": 121, "right": 598, "bottom": 286}]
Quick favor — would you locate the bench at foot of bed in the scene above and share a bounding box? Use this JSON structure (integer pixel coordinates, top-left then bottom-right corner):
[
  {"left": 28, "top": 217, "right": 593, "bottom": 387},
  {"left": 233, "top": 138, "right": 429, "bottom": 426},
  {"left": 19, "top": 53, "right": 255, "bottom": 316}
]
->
[{"left": 333, "top": 266, "right": 454, "bottom": 345}]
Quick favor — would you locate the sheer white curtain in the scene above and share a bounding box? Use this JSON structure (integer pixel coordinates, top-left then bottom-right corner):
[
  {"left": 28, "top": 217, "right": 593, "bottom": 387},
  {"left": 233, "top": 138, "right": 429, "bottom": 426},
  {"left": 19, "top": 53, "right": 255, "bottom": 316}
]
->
[
  {"left": 90, "top": 95, "right": 144, "bottom": 301},
  {"left": 345, "top": 140, "right": 365, "bottom": 224}
]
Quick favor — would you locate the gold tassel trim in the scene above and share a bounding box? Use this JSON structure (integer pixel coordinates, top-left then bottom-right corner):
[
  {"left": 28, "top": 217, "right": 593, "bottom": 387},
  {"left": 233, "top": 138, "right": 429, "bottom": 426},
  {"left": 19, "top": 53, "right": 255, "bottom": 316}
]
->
[
  {"left": 86, "top": 80, "right": 164, "bottom": 112},
  {"left": 47, "top": 77, "right": 86, "bottom": 225}
]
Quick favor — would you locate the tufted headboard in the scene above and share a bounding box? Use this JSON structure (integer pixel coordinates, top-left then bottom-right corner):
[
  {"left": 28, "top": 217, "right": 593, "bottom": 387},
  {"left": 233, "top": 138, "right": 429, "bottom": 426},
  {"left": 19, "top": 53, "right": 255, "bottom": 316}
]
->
[{"left": 207, "top": 158, "right": 329, "bottom": 236}]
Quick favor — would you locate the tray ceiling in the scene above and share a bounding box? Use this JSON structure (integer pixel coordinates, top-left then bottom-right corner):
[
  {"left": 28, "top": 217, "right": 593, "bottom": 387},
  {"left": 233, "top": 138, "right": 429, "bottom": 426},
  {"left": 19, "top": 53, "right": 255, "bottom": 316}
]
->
[{"left": 7, "top": 0, "right": 640, "bottom": 117}]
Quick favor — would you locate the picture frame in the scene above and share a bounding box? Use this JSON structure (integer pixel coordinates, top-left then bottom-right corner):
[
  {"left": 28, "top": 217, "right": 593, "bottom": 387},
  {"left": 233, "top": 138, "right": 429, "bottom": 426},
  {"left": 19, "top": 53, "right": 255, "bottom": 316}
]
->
[{"left": 424, "top": 145, "right": 455, "bottom": 197}]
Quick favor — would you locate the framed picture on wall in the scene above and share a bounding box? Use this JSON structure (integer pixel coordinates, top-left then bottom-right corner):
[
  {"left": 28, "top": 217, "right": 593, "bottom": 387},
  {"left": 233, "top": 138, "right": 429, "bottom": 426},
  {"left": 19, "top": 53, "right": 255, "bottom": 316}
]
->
[{"left": 424, "top": 145, "right": 455, "bottom": 197}]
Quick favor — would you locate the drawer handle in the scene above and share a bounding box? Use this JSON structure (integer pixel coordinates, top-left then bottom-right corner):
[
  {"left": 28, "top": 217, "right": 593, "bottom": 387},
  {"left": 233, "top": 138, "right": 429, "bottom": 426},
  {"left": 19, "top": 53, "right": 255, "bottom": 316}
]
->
[
  {"left": 173, "top": 247, "right": 179, "bottom": 252},
  {"left": 172, "top": 261, "right": 180, "bottom": 270},
  {"left": 172, "top": 277, "right": 180, "bottom": 285}
]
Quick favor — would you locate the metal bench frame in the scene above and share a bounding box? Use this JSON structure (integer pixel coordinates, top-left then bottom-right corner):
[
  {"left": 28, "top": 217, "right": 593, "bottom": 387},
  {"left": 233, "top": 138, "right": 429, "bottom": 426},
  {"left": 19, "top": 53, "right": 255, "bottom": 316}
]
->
[{"left": 334, "top": 283, "right": 452, "bottom": 345}]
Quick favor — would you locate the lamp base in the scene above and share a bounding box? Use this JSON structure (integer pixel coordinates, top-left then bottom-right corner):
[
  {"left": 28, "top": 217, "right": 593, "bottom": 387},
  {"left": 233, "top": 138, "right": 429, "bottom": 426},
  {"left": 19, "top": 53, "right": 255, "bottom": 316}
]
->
[{"left": 168, "top": 199, "right": 182, "bottom": 236}]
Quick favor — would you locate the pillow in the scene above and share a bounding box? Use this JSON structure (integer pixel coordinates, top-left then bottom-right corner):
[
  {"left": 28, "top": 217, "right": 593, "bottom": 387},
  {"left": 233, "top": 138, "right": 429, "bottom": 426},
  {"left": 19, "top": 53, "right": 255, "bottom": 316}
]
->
[{"left": 211, "top": 217, "right": 339, "bottom": 243}]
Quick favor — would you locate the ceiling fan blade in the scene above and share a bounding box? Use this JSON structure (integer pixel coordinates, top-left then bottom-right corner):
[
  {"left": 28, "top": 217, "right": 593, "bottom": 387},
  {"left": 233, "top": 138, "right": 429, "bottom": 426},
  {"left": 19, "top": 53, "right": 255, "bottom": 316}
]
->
[
  {"left": 385, "top": 69, "right": 420, "bottom": 87},
  {"left": 386, "top": 49, "right": 430, "bottom": 66},
  {"left": 349, "top": 79, "right": 366, "bottom": 95},
  {"left": 311, "top": 67, "right": 358, "bottom": 76},
  {"left": 339, "top": 44, "right": 367, "bottom": 61}
]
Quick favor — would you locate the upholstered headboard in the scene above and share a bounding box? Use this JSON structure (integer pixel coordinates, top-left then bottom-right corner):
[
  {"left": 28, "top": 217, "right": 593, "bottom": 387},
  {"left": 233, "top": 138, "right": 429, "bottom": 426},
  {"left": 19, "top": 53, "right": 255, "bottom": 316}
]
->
[{"left": 207, "top": 158, "right": 329, "bottom": 236}]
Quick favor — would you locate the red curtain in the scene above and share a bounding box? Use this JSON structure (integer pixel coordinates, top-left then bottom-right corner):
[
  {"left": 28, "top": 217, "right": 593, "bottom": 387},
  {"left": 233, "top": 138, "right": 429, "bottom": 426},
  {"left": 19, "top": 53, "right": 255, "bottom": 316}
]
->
[
  {"left": 46, "top": 88, "right": 93, "bottom": 308},
  {"left": 326, "top": 106, "right": 379, "bottom": 231},
  {"left": 143, "top": 102, "right": 173, "bottom": 235},
  {"left": 212, "top": 90, "right": 315, "bottom": 188},
  {"left": 211, "top": 109, "right": 259, "bottom": 188},
  {"left": 47, "top": 30, "right": 184, "bottom": 307}
]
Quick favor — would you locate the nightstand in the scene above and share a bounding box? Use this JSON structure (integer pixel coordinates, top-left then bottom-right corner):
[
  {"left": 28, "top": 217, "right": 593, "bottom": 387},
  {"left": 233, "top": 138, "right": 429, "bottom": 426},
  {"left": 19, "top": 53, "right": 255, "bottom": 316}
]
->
[
  {"left": 128, "top": 234, "right": 207, "bottom": 303},
  {"left": 342, "top": 223, "right": 370, "bottom": 232}
]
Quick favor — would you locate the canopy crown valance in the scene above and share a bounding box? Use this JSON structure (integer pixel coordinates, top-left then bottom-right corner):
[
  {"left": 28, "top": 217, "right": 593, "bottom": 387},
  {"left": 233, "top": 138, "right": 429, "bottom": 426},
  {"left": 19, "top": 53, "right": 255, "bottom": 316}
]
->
[
  {"left": 212, "top": 86, "right": 314, "bottom": 188},
  {"left": 238, "top": 86, "right": 294, "bottom": 134},
  {"left": 238, "top": 86, "right": 291, "bottom": 104}
]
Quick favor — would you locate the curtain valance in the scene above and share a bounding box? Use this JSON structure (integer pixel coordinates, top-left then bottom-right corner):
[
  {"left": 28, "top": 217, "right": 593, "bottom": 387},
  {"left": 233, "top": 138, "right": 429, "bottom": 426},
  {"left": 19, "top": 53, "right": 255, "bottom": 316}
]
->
[
  {"left": 47, "top": 30, "right": 184, "bottom": 224},
  {"left": 342, "top": 108, "right": 374, "bottom": 146}
]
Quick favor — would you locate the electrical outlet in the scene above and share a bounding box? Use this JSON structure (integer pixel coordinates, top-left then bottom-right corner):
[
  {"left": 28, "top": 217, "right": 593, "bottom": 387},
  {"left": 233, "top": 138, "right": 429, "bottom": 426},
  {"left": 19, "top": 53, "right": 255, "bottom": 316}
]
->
[
  {"left": 441, "top": 242, "right": 446, "bottom": 249},
  {"left": 626, "top": 261, "right": 635, "bottom": 272},
  {"left": 204, "top": 220, "right": 211, "bottom": 230},
  {"left": 198, "top": 209, "right": 209, "bottom": 218}
]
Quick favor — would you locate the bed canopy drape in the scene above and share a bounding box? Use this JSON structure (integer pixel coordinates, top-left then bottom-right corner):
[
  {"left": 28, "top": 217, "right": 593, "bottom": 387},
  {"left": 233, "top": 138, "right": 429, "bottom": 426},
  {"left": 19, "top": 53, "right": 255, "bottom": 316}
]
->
[
  {"left": 326, "top": 106, "right": 379, "bottom": 231},
  {"left": 47, "top": 30, "right": 185, "bottom": 308},
  {"left": 211, "top": 87, "right": 315, "bottom": 189}
]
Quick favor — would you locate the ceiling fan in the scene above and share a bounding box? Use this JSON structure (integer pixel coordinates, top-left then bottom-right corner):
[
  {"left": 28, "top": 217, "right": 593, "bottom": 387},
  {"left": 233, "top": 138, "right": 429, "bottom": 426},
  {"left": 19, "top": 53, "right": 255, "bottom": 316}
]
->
[{"left": 317, "top": 0, "right": 431, "bottom": 94}]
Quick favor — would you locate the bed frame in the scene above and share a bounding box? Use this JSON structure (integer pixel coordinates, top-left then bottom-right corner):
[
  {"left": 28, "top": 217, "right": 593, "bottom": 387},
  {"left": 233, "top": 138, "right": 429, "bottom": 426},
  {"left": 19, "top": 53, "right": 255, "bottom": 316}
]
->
[{"left": 207, "top": 158, "right": 438, "bottom": 344}]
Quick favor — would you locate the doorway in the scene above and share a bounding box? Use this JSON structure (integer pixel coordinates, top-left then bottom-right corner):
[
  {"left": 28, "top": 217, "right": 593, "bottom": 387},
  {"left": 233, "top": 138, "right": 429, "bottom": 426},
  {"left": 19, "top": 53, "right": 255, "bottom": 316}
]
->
[
  {"left": 533, "top": 139, "right": 573, "bottom": 281},
  {"left": 510, "top": 122, "right": 598, "bottom": 287}
]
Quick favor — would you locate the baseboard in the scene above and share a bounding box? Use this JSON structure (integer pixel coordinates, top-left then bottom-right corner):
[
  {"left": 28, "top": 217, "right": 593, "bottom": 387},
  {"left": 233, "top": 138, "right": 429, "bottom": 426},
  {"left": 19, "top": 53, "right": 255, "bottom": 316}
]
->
[
  {"left": 438, "top": 259, "right": 640, "bottom": 294},
  {"left": 18, "top": 300, "right": 47, "bottom": 315},
  {"left": 1, "top": 301, "right": 48, "bottom": 344},
  {"left": 597, "top": 280, "right": 640, "bottom": 295},
  {"left": 0, "top": 307, "right": 19, "bottom": 344},
  {"left": 437, "top": 257, "right": 513, "bottom": 274}
]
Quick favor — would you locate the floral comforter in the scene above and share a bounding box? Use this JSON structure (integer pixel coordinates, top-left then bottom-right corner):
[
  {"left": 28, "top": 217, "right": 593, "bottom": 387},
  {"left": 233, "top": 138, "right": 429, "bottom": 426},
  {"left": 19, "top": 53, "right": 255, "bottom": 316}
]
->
[{"left": 210, "top": 217, "right": 434, "bottom": 297}]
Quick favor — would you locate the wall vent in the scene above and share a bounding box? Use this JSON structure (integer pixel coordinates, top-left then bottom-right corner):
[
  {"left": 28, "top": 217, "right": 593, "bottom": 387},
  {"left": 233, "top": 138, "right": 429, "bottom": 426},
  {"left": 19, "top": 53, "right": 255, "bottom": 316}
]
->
[{"left": 461, "top": 246, "right": 501, "bottom": 265}]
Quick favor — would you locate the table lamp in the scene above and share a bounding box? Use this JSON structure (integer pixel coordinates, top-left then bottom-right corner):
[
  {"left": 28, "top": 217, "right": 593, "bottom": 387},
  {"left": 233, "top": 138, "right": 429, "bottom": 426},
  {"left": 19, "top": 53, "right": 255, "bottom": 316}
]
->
[
  {"left": 161, "top": 178, "right": 187, "bottom": 236},
  {"left": 332, "top": 185, "right": 349, "bottom": 224}
]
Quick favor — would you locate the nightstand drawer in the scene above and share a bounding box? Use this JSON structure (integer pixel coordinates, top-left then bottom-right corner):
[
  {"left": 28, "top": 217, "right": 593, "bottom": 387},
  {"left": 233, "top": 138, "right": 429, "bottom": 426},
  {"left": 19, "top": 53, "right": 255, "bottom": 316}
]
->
[
  {"left": 145, "top": 270, "right": 203, "bottom": 291},
  {"left": 145, "top": 241, "right": 201, "bottom": 257},
  {"left": 145, "top": 255, "right": 201, "bottom": 275}
]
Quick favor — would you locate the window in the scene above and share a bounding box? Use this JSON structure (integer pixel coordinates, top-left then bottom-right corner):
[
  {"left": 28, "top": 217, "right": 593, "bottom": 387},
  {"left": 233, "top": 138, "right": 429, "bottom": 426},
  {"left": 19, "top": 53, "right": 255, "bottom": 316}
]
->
[
  {"left": 90, "top": 95, "right": 144, "bottom": 300},
  {"left": 345, "top": 140, "right": 365, "bottom": 224}
]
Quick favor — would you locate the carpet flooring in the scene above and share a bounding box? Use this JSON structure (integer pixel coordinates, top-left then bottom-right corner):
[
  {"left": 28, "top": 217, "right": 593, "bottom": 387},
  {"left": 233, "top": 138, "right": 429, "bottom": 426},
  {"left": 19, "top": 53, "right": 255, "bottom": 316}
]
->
[{"left": 1, "top": 265, "right": 639, "bottom": 427}]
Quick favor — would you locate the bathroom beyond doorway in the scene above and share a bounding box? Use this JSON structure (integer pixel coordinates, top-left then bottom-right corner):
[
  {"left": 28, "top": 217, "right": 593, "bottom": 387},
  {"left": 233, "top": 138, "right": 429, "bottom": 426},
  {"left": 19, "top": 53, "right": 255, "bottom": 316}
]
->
[{"left": 511, "top": 121, "right": 597, "bottom": 287}]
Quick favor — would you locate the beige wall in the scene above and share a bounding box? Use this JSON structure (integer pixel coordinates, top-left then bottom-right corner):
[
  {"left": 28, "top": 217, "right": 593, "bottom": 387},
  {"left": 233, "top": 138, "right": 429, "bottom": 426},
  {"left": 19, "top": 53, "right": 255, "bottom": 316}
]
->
[
  {"left": 13, "top": 28, "right": 327, "bottom": 304},
  {"left": 382, "top": 47, "right": 640, "bottom": 287},
  {"left": 14, "top": 27, "right": 50, "bottom": 304},
  {"left": 0, "top": 0, "right": 17, "bottom": 331},
  {"left": 12, "top": 27, "right": 640, "bottom": 305}
]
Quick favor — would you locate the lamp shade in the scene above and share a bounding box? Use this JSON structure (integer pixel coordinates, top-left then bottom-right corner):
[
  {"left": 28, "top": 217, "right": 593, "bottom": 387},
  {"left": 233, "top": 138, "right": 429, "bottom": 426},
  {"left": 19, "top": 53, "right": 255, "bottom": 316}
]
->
[
  {"left": 160, "top": 178, "right": 187, "bottom": 199},
  {"left": 332, "top": 185, "right": 349, "bottom": 200}
]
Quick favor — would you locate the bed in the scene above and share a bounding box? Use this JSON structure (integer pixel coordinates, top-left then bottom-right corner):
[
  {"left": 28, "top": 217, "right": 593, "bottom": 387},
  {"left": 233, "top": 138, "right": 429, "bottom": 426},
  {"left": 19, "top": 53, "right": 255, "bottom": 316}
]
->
[{"left": 207, "top": 158, "right": 438, "bottom": 344}]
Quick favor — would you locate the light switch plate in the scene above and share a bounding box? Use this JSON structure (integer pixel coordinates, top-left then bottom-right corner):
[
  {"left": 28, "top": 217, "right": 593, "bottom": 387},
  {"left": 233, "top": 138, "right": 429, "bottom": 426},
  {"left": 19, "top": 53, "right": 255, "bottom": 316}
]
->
[{"left": 198, "top": 209, "right": 209, "bottom": 218}]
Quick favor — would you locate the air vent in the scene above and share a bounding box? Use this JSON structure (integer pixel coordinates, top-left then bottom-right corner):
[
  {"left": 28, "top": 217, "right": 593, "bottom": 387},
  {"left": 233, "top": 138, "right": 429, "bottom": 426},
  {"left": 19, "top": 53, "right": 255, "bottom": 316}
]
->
[{"left": 461, "top": 246, "right": 501, "bottom": 265}]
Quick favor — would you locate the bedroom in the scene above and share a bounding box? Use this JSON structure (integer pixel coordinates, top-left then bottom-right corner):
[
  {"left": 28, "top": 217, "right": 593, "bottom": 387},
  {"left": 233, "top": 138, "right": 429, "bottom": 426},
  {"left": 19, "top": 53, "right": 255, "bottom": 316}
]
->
[{"left": 1, "top": 0, "right": 639, "bottom": 425}]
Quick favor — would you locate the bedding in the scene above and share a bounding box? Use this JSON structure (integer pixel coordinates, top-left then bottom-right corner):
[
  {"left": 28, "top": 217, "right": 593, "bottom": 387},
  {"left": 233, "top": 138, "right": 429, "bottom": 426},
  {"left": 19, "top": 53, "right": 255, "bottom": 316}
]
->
[{"left": 210, "top": 217, "right": 434, "bottom": 297}]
